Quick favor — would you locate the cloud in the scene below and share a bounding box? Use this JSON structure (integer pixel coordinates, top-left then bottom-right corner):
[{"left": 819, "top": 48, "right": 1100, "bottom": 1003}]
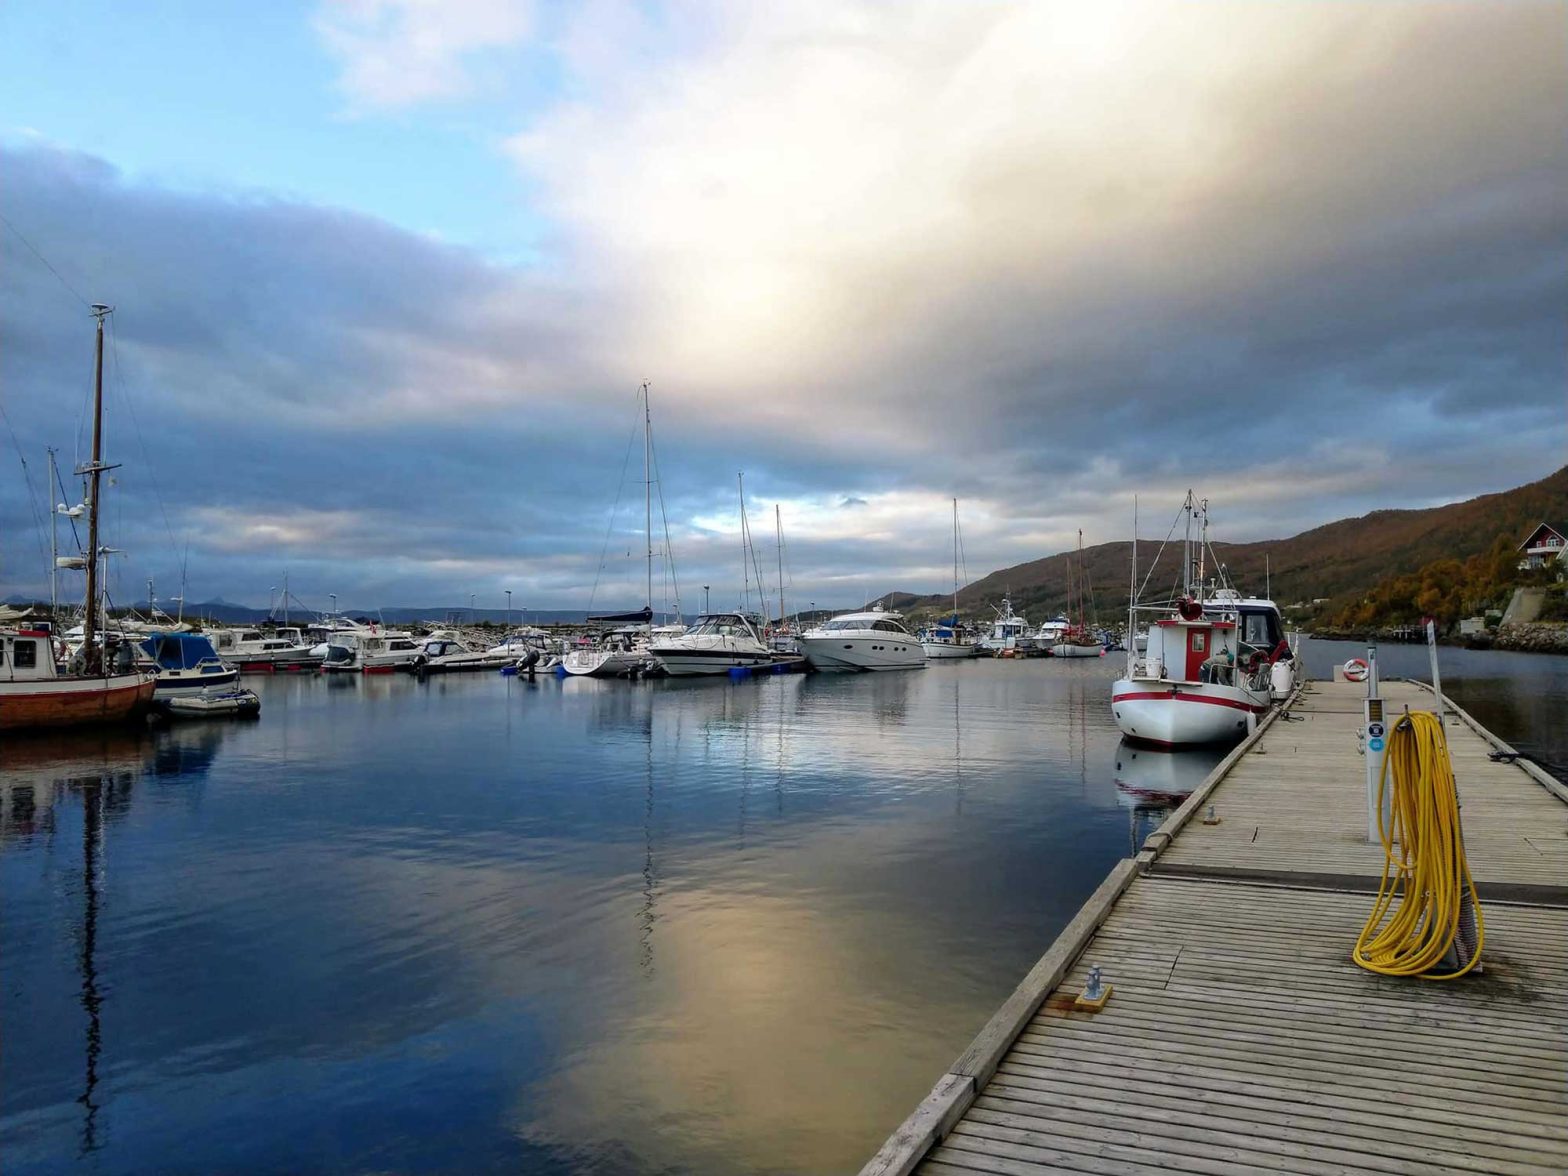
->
[
  {"left": 315, "top": 0, "right": 533, "bottom": 110},
  {"left": 1, "top": 3, "right": 1564, "bottom": 610}
]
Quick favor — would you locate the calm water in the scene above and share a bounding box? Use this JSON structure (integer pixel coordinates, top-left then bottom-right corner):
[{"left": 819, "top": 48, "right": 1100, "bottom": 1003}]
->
[{"left": 3, "top": 641, "right": 1563, "bottom": 1174}]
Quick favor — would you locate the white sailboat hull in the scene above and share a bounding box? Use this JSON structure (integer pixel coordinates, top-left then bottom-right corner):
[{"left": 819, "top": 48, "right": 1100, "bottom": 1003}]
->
[
  {"left": 1051, "top": 642, "right": 1104, "bottom": 659},
  {"left": 561, "top": 649, "right": 644, "bottom": 677},
  {"left": 922, "top": 641, "right": 978, "bottom": 659}
]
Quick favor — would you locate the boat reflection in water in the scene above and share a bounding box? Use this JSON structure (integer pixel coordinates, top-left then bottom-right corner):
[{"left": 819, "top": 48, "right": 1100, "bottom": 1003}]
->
[{"left": 1112, "top": 737, "right": 1225, "bottom": 853}]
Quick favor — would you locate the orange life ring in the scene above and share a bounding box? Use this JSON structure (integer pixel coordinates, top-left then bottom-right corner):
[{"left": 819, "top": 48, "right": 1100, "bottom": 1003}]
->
[{"left": 1343, "top": 658, "right": 1369, "bottom": 683}]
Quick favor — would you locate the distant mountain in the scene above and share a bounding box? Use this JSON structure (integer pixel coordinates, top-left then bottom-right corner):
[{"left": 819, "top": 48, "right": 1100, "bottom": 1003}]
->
[{"left": 898, "top": 466, "right": 1568, "bottom": 624}]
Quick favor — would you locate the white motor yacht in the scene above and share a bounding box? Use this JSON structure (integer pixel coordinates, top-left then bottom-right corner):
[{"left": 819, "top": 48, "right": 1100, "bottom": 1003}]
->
[
  {"left": 320, "top": 628, "right": 421, "bottom": 673},
  {"left": 1033, "top": 616, "right": 1070, "bottom": 653},
  {"left": 799, "top": 604, "right": 927, "bottom": 671},
  {"left": 412, "top": 636, "right": 514, "bottom": 673},
  {"left": 650, "top": 612, "right": 773, "bottom": 676},
  {"left": 206, "top": 626, "right": 322, "bottom": 671},
  {"left": 137, "top": 632, "right": 241, "bottom": 696}
]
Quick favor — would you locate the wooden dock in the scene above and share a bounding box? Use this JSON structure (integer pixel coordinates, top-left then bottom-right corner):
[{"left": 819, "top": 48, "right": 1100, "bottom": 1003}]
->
[{"left": 862, "top": 679, "right": 1568, "bottom": 1176}]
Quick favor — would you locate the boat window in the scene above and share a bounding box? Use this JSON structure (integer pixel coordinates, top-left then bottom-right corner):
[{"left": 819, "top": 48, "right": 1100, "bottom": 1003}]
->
[
  {"left": 872, "top": 620, "right": 906, "bottom": 634},
  {"left": 390, "top": 640, "right": 416, "bottom": 651},
  {"left": 13, "top": 640, "right": 36, "bottom": 668},
  {"left": 1240, "top": 610, "right": 1280, "bottom": 649}
]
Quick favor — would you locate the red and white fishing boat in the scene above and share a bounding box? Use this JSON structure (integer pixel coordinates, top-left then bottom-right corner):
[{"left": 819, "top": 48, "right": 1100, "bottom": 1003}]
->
[{"left": 1111, "top": 493, "right": 1295, "bottom": 748}]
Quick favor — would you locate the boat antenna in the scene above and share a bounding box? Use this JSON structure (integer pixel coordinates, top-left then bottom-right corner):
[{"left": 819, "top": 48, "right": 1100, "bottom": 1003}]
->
[
  {"left": 1197, "top": 498, "right": 1210, "bottom": 597},
  {"left": 775, "top": 504, "right": 786, "bottom": 632}
]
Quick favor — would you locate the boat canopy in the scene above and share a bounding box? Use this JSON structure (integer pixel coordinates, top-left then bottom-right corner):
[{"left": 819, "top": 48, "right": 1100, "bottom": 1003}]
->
[
  {"left": 139, "top": 632, "right": 222, "bottom": 670},
  {"left": 588, "top": 607, "right": 653, "bottom": 624}
]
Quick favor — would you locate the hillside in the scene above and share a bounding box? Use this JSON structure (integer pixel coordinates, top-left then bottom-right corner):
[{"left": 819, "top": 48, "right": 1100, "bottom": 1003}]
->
[{"left": 897, "top": 466, "right": 1568, "bottom": 625}]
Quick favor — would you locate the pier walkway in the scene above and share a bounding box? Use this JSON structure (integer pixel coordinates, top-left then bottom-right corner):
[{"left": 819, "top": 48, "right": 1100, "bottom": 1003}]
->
[{"left": 863, "top": 679, "right": 1568, "bottom": 1176}]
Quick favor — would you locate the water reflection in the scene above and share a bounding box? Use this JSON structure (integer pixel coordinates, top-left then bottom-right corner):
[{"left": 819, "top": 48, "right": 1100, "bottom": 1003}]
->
[
  {"left": 5, "top": 650, "right": 1557, "bottom": 1174},
  {"left": 1113, "top": 738, "right": 1225, "bottom": 854}
]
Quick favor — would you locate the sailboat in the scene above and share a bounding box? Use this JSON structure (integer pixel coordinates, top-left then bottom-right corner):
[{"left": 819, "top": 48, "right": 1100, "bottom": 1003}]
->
[
  {"left": 922, "top": 499, "right": 978, "bottom": 659},
  {"left": 1052, "top": 530, "right": 1105, "bottom": 657},
  {"left": 0, "top": 305, "right": 157, "bottom": 730},
  {"left": 564, "top": 383, "right": 671, "bottom": 678}
]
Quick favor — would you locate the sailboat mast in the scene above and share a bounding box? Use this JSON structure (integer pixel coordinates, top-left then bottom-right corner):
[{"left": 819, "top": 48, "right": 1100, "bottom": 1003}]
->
[
  {"left": 1128, "top": 497, "right": 1138, "bottom": 673},
  {"left": 775, "top": 504, "right": 785, "bottom": 630},
  {"left": 952, "top": 498, "right": 960, "bottom": 620},
  {"left": 283, "top": 569, "right": 290, "bottom": 626},
  {"left": 643, "top": 383, "right": 653, "bottom": 616},
  {"left": 738, "top": 472, "right": 748, "bottom": 612},
  {"left": 48, "top": 447, "right": 59, "bottom": 616},
  {"left": 1182, "top": 489, "right": 1194, "bottom": 598},
  {"left": 82, "top": 304, "right": 111, "bottom": 674}
]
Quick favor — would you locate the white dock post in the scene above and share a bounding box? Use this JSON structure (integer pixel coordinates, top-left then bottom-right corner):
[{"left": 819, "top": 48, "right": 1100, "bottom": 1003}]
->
[{"left": 1363, "top": 646, "right": 1389, "bottom": 844}]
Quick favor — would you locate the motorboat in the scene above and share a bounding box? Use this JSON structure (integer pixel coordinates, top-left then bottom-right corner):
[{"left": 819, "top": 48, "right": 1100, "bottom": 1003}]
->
[
  {"left": 137, "top": 632, "right": 241, "bottom": 697},
  {"left": 411, "top": 635, "right": 514, "bottom": 673},
  {"left": 205, "top": 626, "right": 322, "bottom": 671},
  {"left": 1112, "top": 493, "right": 1296, "bottom": 747},
  {"left": 799, "top": 604, "right": 927, "bottom": 671},
  {"left": 978, "top": 596, "right": 1036, "bottom": 656},
  {"left": 1, "top": 625, "right": 156, "bottom": 730},
  {"left": 320, "top": 628, "right": 421, "bottom": 673},
  {"left": 650, "top": 612, "right": 775, "bottom": 676}
]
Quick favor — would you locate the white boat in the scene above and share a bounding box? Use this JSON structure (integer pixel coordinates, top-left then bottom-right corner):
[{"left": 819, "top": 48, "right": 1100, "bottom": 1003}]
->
[
  {"left": 1111, "top": 493, "right": 1296, "bottom": 747},
  {"left": 922, "top": 498, "right": 979, "bottom": 659},
  {"left": 411, "top": 636, "right": 514, "bottom": 672},
  {"left": 137, "top": 632, "right": 241, "bottom": 696},
  {"left": 320, "top": 628, "right": 421, "bottom": 673},
  {"left": 650, "top": 612, "right": 774, "bottom": 676},
  {"left": 1033, "top": 616, "right": 1070, "bottom": 652},
  {"left": 205, "top": 626, "right": 322, "bottom": 671},
  {"left": 561, "top": 623, "right": 651, "bottom": 677},
  {"left": 800, "top": 604, "right": 927, "bottom": 671},
  {"left": 979, "top": 596, "right": 1036, "bottom": 655}
]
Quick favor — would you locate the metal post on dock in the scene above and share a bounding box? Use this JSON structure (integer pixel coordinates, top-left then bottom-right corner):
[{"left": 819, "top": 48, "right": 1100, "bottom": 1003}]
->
[
  {"left": 1425, "top": 617, "right": 1445, "bottom": 724},
  {"left": 1363, "top": 645, "right": 1389, "bottom": 843}
]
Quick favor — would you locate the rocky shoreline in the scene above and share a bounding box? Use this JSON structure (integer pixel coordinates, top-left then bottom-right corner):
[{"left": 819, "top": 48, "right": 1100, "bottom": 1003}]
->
[{"left": 1309, "top": 622, "right": 1568, "bottom": 654}]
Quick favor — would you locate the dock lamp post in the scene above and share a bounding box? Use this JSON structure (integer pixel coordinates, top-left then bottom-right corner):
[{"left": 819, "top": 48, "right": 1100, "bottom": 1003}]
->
[
  {"left": 470, "top": 593, "right": 476, "bottom": 623},
  {"left": 506, "top": 590, "right": 512, "bottom": 629},
  {"left": 703, "top": 585, "right": 710, "bottom": 613},
  {"left": 329, "top": 593, "right": 337, "bottom": 616}
]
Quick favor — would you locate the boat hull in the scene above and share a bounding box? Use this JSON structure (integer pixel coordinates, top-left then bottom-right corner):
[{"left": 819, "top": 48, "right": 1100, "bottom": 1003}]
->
[
  {"left": 921, "top": 641, "right": 978, "bottom": 659},
  {"left": 1052, "top": 642, "right": 1105, "bottom": 659},
  {"left": 152, "top": 667, "right": 241, "bottom": 695},
  {"left": 649, "top": 646, "right": 774, "bottom": 676},
  {"left": 799, "top": 636, "right": 926, "bottom": 672},
  {"left": 1111, "top": 678, "right": 1270, "bottom": 748},
  {"left": 0, "top": 674, "right": 157, "bottom": 731},
  {"left": 561, "top": 650, "right": 644, "bottom": 677}
]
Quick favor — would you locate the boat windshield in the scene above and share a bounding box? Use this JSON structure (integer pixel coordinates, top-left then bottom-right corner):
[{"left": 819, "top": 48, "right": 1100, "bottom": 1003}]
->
[{"left": 688, "top": 615, "right": 753, "bottom": 638}]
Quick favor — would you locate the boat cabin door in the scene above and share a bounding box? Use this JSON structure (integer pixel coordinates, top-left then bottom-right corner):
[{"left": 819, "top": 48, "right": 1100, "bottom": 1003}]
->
[{"left": 1184, "top": 626, "right": 1211, "bottom": 681}]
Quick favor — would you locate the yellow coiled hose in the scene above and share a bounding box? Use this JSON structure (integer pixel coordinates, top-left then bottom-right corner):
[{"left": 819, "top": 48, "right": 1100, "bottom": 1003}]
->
[{"left": 1353, "top": 710, "right": 1485, "bottom": 979}]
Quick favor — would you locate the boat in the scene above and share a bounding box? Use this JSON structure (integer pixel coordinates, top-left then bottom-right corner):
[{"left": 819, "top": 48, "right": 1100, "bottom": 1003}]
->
[
  {"left": 1052, "top": 530, "right": 1105, "bottom": 658},
  {"left": 978, "top": 596, "right": 1036, "bottom": 656},
  {"left": 157, "top": 684, "right": 261, "bottom": 720},
  {"left": 205, "top": 626, "right": 322, "bottom": 671},
  {"left": 1111, "top": 493, "right": 1296, "bottom": 747},
  {"left": 411, "top": 635, "right": 515, "bottom": 672},
  {"left": 137, "top": 632, "right": 241, "bottom": 696},
  {"left": 564, "top": 384, "right": 683, "bottom": 678},
  {"left": 0, "top": 307, "right": 157, "bottom": 730},
  {"left": 799, "top": 603, "right": 927, "bottom": 671},
  {"left": 319, "top": 627, "right": 421, "bottom": 673},
  {"left": 650, "top": 611, "right": 775, "bottom": 675},
  {"left": 1032, "top": 616, "right": 1070, "bottom": 652},
  {"left": 923, "top": 499, "right": 979, "bottom": 660}
]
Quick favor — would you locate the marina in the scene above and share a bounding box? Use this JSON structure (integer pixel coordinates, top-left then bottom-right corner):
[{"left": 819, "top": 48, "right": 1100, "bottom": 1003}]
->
[{"left": 863, "top": 670, "right": 1568, "bottom": 1176}]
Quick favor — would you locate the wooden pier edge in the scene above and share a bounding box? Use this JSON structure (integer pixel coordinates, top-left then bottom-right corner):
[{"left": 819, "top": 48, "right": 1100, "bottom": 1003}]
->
[
  {"left": 1134, "top": 681, "right": 1305, "bottom": 868},
  {"left": 1403, "top": 678, "right": 1568, "bottom": 806}
]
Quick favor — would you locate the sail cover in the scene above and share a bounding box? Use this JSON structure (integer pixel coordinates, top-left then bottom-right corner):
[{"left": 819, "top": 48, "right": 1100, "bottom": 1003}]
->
[{"left": 587, "top": 606, "right": 653, "bottom": 624}]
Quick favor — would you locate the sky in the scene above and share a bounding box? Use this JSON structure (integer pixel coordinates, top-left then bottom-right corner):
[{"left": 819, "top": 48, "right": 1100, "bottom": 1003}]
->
[{"left": 0, "top": 0, "right": 1564, "bottom": 615}]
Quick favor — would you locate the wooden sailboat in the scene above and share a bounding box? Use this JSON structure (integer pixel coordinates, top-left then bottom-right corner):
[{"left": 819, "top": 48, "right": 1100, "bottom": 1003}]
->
[
  {"left": 1053, "top": 529, "right": 1105, "bottom": 657},
  {"left": 0, "top": 305, "right": 157, "bottom": 730}
]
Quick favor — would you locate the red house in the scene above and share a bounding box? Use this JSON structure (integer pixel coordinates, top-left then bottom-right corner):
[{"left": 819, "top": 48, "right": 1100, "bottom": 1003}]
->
[{"left": 1517, "top": 521, "right": 1568, "bottom": 571}]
